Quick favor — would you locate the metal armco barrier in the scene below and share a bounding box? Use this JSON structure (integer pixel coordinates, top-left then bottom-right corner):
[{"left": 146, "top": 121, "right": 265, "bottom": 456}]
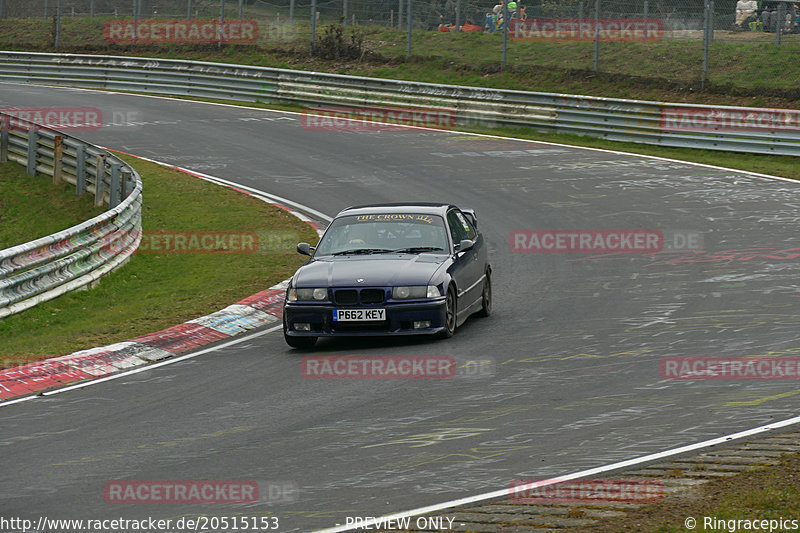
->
[
  {"left": 0, "top": 51, "right": 798, "bottom": 156},
  {"left": 0, "top": 111, "right": 142, "bottom": 319}
]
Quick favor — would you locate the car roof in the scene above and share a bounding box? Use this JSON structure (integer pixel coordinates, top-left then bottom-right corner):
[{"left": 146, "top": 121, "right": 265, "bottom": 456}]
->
[{"left": 337, "top": 203, "right": 453, "bottom": 217}]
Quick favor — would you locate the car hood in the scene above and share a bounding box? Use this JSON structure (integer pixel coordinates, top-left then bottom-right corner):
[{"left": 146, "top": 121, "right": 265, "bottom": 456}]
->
[{"left": 294, "top": 254, "right": 446, "bottom": 287}]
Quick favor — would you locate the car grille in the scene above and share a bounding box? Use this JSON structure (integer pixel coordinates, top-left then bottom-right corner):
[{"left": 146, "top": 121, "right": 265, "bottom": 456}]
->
[
  {"left": 333, "top": 288, "right": 386, "bottom": 306},
  {"left": 334, "top": 289, "right": 358, "bottom": 305},
  {"left": 360, "top": 289, "right": 385, "bottom": 304}
]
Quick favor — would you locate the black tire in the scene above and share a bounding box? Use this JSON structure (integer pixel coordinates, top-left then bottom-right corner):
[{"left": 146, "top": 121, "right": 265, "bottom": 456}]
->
[
  {"left": 283, "top": 316, "right": 317, "bottom": 349},
  {"left": 438, "top": 285, "right": 457, "bottom": 338},
  {"left": 477, "top": 271, "right": 492, "bottom": 318}
]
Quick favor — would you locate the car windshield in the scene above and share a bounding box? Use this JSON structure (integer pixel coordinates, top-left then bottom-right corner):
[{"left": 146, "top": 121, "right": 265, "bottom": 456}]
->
[{"left": 314, "top": 214, "right": 449, "bottom": 256}]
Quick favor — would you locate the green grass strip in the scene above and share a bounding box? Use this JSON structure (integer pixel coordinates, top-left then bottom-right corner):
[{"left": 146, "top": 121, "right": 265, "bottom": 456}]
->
[{"left": 0, "top": 162, "right": 105, "bottom": 249}]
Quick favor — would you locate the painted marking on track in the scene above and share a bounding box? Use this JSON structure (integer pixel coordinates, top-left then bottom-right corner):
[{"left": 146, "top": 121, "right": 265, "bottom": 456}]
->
[
  {"left": 52, "top": 425, "right": 259, "bottom": 466},
  {"left": 378, "top": 445, "right": 533, "bottom": 470},
  {"left": 362, "top": 428, "right": 495, "bottom": 449},
  {"left": 723, "top": 389, "right": 800, "bottom": 408}
]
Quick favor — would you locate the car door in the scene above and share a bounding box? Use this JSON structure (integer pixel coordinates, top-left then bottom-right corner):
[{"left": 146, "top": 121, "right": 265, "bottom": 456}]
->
[{"left": 446, "top": 208, "right": 484, "bottom": 318}]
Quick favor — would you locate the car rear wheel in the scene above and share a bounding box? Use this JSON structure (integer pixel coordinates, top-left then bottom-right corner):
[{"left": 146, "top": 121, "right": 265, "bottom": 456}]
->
[
  {"left": 438, "top": 285, "right": 457, "bottom": 338},
  {"left": 477, "top": 271, "right": 492, "bottom": 318},
  {"left": 283, "top": 316, "right": 317, "bottom": 349}
]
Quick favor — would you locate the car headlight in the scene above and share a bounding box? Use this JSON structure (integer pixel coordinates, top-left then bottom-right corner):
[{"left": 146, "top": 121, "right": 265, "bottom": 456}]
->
[
  {"left": 393, "top": 285, "right": 441, "bottom": 299},
  {"left": 288, "top": 287, "right": 328, "bottom": 301}
]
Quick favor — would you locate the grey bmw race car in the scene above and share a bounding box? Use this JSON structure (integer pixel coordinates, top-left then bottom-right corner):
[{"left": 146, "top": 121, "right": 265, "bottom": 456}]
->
[{"left": 283, "top": 203, "right": 492, "bottom": 349}]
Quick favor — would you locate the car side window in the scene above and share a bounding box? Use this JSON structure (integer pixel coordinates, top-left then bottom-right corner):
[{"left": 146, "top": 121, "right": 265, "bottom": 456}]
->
[{"left": 447, "top": 209, "right": 468, "bottom": 247}]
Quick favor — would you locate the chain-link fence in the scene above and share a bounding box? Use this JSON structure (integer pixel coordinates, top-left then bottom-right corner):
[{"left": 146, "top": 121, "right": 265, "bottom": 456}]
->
[
  {"left": 0, "top": 0, "right": 797, "bottom": 93},
  {"left": 0, "top": 0, "right": 237, "bottom": 18}
]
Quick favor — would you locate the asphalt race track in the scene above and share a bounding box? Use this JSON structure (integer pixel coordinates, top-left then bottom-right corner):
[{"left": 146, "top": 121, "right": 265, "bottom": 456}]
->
[{"left": 2, "top": 83, "right": 800, "bottom": 532}]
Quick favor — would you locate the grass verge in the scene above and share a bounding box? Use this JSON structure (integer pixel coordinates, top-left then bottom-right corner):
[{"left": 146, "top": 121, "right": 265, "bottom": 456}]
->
[
  {"left": 0, "top": 161, "right": 105, "bottom": 249},
  {"left": 569, "top": 451, "right": 800, "bottom": 532},
  {"left": 0, "top": 155, "right": 318, "bottom": 365},
  {"left": 2, "top": 16, "right": 800, "bottom": 108}
]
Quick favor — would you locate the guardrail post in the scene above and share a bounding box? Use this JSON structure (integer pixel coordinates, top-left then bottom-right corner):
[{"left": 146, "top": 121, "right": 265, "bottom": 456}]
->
[
  {"left": 122, "top": 168, "right": 133, "bottom": 198},
  {"left": 343, "top": 0, "right": 348, "bottom": 26},
  {"left": 94, "top": 154, "right": 106, "bottom": 207},
  {"left": 110, "top": 163, "right": 122, "bottom": 208},
  {"left": 52, "top": 135, "right": 63, "bottom": 185},
  {"left": 76, "top": 144, "right": 86, "bottom": 195},
  {"left": 289, "top": 0, "right": 294, "bottom": 24},
  {"left": 27, "top": 130, "right": 38, "bottom": 176}
]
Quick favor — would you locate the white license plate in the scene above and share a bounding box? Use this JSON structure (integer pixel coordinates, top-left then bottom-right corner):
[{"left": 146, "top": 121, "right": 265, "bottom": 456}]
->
[{"left": 333, "top": 308, "right": 386, "bottom": 322}]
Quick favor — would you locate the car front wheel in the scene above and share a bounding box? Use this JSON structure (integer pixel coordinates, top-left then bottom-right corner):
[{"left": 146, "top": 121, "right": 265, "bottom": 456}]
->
[
  {"left": 438, "top": 285, "right": 457, "bottom": 339},
  {"left": 477, "top": 271, "right": 492, "bottom": 318}
]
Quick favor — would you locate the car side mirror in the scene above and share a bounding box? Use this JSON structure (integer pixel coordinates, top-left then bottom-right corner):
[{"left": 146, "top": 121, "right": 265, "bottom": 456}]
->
[
  {"left": 457, "top": 239, "right": 474, "bottom": 252},
  {"left": 462, "top": 209, "right": 478, "bottom": 228},
  {"left": 297, "top": 242, "right": 313, "bottom": 256}
]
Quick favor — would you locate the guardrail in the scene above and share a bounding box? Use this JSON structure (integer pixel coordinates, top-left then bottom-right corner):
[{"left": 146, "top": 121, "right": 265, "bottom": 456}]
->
[
  {"left": 0, "top": 50, "right": 798, "bottom": 156},
  {"left": 0, "top": 111, "right": 142, "bottom": 319}
]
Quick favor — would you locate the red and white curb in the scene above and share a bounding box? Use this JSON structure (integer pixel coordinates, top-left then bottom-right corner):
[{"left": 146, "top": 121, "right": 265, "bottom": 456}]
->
[
  {"left": 0, "top": 154, "right": 328, "bottom": 403},
  {"left": 0, "top": 284, "right": 289, "bottom": 401}
]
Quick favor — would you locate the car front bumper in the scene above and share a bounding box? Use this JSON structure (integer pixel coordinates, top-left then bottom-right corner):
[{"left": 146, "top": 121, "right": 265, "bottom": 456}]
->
[{"left": 283, "top": 298, "right": 447, "bottom": 337}]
